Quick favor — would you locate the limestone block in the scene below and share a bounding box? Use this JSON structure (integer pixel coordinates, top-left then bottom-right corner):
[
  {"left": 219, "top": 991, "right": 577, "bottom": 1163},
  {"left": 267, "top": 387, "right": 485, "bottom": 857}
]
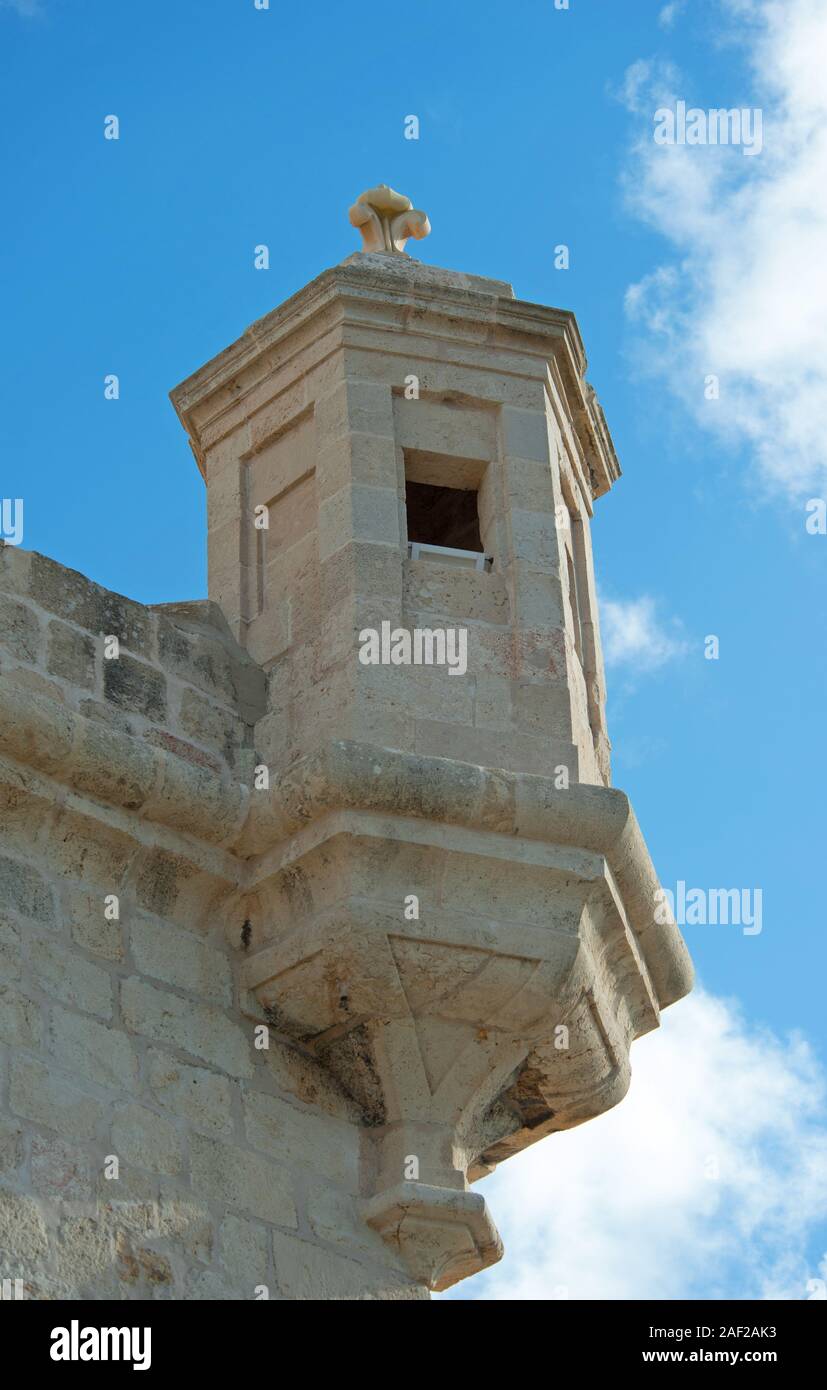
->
[
  {"left": 219, "top": 1214, "right": 270, "bottom": 1293},
  {"left": 158, "top": 1196, "right": 213, "bottom": 1263},
  {"left": 318, "top": 484, "right": 400, "bottom": 560},
  {"left": 502, "top": 456, "right": 556, "bottom": 513},
  {"left": 248, "top": 380, "right": 307, "bottom": 454},
  {"left": 121, "top": 977, "right": 253, "bottom": 1079},
  {"left": 131, "top": 847, "right": 234, "bottom": 923},
  {"left": 64, "top": 887, "right": 124, "bottom": 962},
  {"left": 242, "top": 1090, "right": 360, "bottom": 1192},
  {"left": 0, "top": 593, "right": 40, "bottom": 662},
  {"left": 0, "top": 1191, "right": 49, "bottom": 1264},
  {"left": 501, "top": 406, "right": 552, "bottom": 463},
  {"left": 508, "top": 508, "right": 561, "bottom": 569},
  {"left": 0, "top": 770, "right": 56, "bottom": 859},
  {"left": 111, "top": 1102, "right": 184, "bottom": 1176},
  {"left": 48, "top": 806, "right": 137, "bottom": 887},
  {"left": 130, "top": 916, "right": 232, "bottom": 1006},
  {"left": 113, "top": 1231, "right": 175, "bottom": 1296},
  {"left": 103, "top": 652, "right": 167, "bottom": 722},
  {"left": 0, "top": 538, "right": 32, "bottom": 594},
  {"left": 0, "top": 1118, "right": 24, "bottom": 1177},
  {"left": 320, "top": 540, "right": 403, "bottom": 609},
  {"left": 31, "top": 1135, "right": 92, "bottom": 1202},
  {"left": 0, "top": 982, "right": 42, "bottom": 1049},
  {"left": 414, "top": 716, "right": 577, "bottom": 778},
  {"left": 306, "top": 1181, "right": 396, "bottom": 1262},
  {"left": 50, "top": 1007, "right": 138, "bottom": 1091},
  {"left": 272, "top": 1229, "right": 424, "bottom": 1301},
  {"left": 46, "top": 618, "right": 96, "bottom": 688},
  {"left": 10, "top": 1055, "right": 106, "bottom": 1143},
  {"left": 315, "top": 380, "right": 394, "bottom": 446},
  {"left": 507, "top": 567, "right": 566, "bottom": 630},
  {"left": 403, "top": 561, "right": 509, "bottom": 625},
  {"left": 53, "top": 1217, "right": 113, "bottom": 1294},
  {"left": 316, "top": 432, "right": 398, "bottom": 500},
  {"left": 66, "top": 726, "right": 149, "bottom": 822},
  {"left": 27, "top": 553, "right": 154, "bottom": 659},
  {"left": 0, "top": 913, "right": 22, "bottom": 980},
  {"left": 156, "top": 616, "right": 257, "bottom": 711},
  {"left": 146, "top": 1049, "right": 236, "bottom": 1139},
  {"left": 30, "top": 935, "right": 113, "bottom": 1019},
  {"left": 189, "top": 1134, "right": 297, "bottom": 1228},
  {"left": 178, "top": 687, "right": 245, "bottom": 769},
  {"left": 393, "top": 394, "right": 496, "bottom": 460},
  {"left": 0, "top": 853, "right": 54, "bottom": 924}
]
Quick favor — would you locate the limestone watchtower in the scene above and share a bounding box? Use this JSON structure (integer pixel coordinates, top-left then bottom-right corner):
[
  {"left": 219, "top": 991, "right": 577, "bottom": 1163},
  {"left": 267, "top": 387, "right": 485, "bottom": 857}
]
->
[{"left": 169, "top": 186, "right": 693, "bottom": 1291}]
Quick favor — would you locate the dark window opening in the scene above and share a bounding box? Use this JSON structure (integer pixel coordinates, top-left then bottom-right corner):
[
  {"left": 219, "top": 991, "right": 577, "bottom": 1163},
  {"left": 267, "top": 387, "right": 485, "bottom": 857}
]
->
[{"left": 405, "top": 481, "right": 483, "bottom": 552}]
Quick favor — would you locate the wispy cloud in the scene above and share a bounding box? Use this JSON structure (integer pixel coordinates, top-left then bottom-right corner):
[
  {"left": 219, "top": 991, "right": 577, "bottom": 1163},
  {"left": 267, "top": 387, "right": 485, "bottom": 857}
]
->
[
  {"left": 600, "top": 593, "right": 688, "bottom": 671},
  {"left": 457, "top": 989, "right": 827, "bottom": 1300},
  {"left": 0, "top": 0, "right": 43, "bottom": 15},
  {"left": 659, "top": 0, "right": 687, "bottom": 29},
  {"left": 620, "top": 0, "right": 827, "bottom": 500}
]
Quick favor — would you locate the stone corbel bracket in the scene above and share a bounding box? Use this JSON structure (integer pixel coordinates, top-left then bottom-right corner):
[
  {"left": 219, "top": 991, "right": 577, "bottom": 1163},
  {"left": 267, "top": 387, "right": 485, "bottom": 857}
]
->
[
  {"left": 0, "top": 683, "right": 692, "bottom": 1292},
  {"left": 235, "top": 741, "right": 692, "bottom": 1290}
]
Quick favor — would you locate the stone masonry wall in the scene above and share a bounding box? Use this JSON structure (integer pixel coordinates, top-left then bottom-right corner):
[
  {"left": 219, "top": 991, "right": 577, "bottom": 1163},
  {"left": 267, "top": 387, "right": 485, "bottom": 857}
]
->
[{"left": 0, "top": 541, "right": 425, "bottom": 1300}]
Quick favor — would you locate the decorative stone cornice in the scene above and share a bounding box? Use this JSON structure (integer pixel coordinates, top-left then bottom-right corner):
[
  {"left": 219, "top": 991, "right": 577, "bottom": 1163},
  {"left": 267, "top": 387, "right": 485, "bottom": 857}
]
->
[
  {"left": 169, "top": 254, "right": 619, "bottom": 499},
  {"left": 0, "top": 679, "right": 693, "bottom": 1013}
]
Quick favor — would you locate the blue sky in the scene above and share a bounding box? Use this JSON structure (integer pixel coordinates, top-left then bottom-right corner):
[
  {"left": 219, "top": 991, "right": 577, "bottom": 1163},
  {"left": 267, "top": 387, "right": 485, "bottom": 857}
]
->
[{"left": 2, "top": 0, "right": 826, "bottom": 1298}]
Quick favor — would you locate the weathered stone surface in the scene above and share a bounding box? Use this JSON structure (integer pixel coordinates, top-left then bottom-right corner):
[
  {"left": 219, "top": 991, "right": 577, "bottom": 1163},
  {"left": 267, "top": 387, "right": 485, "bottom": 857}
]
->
[
  {"left": 121, "top": 977, "right": 253, "bottom": 1079},
  {"left": 272, "top": 1228, "right": 424, "bottom": 1301},
  {"left": 219, "top": 1213, "right": 270, "bottom": 1293},
  {"left": 50, "top": 1007, "right": 138, "bottom": 1091},
  {"left": 111, "top": 1102, "right": 184, "bottom": 1176},
  {"left": 56, "top": 1216, "right": 116, "bottom": 1292},
  {"left": 0, "top": 983, "right": 42, "bottom": 1048},
  {"left": 31, "top": 1134, "right": 92, "bottom": 1201},
  {"left": 178, "top": 686, "right": 245, "bottom": 769},
  {"left": 157, "top": 1196, "right": 213, "bottom": 1263},
  {"left": 146, "top": 1050, "right": 236, "bottom": 1138},
  {"left": 0, "top": 854, "right": 54, "bottom": 923},
  {"left": 189, "top": 1134, "right": 297, "bottom": 1228},
  {"left": 103, "top": 652, "right": 167, "bottom": 721},
  {"left": 242, "top": 1089, "right": 360, "bottom": 1191},
  {"left": 10, "top": 1056, "right": 106, "bottom": 1143},
  {"left": 0, "top": 913, "right": 22, "bottom": 980},
  {"left": 66, "top": 887, "right": 124, "bottom": 961},
  {"left": 0, "top": 1190, "right": 49, "bottom": 1263},
  {"left": 46, "top": 618, "right": 96, "bottom": 688},
  {"left": 130, "top": 916, "right": 231, "bottom": 1005},
  {"left": 0, "top": 593, "right": 40, "bottom": 662},
  {"left": 28, "top": 553, "right": 154, "bottom": 658},
  {"left": 0, "top": 1118, "right": 24, "bottom": 1177},
  {"left": 30, "top": 935, "right": 113, "bottom": 1019},
  {"left": 114, "top": 1230, "right": 175, "bottom": 1293}
]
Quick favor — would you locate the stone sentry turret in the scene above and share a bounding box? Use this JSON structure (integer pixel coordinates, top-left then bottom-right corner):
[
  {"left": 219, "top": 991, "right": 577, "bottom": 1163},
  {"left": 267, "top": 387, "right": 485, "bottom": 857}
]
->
[
  {"left": 169, "top": 186, "right": 693, "bottom": 1291},
  {"left": 0, "top": 187, "right": 691, "bottom": 1300}
]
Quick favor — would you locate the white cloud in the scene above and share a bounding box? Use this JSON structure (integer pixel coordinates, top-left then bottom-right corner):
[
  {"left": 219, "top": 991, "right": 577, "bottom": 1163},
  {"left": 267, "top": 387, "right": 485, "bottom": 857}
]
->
[
  {"left": 659, "top": 0, "right": 687, "bottom": 28},
  {"left": 455, "top": 989, "right": 827, "bottom": 1300},
  {"left": 600, "top": 593, "right": 687, "bottom": 671},
  {"left": 621, "top": 0, "right": 827, "bottom": 500}
]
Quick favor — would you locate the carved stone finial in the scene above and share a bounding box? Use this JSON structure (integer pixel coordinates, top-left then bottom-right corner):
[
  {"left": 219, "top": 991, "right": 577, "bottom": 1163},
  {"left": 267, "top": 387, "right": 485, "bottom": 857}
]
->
[{"left": 349, "top": 184, "right": 431, "bottom": 255}]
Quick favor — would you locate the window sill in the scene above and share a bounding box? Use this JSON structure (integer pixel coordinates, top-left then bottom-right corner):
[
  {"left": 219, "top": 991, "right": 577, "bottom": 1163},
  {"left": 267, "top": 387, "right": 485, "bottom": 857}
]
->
[{"left": 407, "top": 542, "right": 493, "bottom": 572}]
